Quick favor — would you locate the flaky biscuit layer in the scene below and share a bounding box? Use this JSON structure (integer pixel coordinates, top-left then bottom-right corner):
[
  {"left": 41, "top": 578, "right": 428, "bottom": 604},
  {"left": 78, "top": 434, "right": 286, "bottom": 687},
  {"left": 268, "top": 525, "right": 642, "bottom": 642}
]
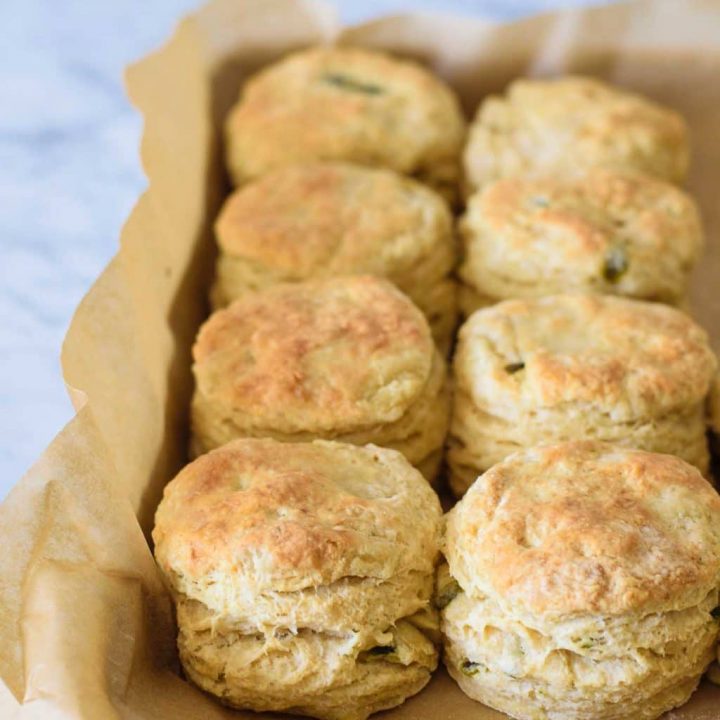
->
[
  {"left": 192, "top": 276, "right": 450, "bottom": 478},
  {"left": 440, "top": 442, "right": 720, "bottom": 720},
  {"left": 448, "top": 294, "right": 716, "bottom": 492}
]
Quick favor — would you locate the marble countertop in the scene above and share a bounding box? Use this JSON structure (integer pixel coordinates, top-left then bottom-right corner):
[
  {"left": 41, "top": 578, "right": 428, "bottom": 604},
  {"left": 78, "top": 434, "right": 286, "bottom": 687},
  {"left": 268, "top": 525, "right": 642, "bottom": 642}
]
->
[{"left": 0, "top": 0, "right": 603, "bottom": 497}]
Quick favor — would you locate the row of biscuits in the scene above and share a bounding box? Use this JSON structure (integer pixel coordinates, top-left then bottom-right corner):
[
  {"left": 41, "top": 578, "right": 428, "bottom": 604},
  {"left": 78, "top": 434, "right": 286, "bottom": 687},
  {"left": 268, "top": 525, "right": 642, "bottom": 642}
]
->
[
  {"left": 151, "top": 46, "right": 720, "bottom": 720},
  {"left": 154, "top": 437, "right": 720, "bottom": 720},
  {"left": 445, "top": 59, "right": 720, "bottom": 720}
]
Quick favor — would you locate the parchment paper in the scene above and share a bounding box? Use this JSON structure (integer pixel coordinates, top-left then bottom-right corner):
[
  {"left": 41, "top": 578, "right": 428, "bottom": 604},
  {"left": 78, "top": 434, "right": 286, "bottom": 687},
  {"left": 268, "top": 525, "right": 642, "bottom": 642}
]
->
[{"left": 1, "top": 1, "right": 719, "bottom": 718}]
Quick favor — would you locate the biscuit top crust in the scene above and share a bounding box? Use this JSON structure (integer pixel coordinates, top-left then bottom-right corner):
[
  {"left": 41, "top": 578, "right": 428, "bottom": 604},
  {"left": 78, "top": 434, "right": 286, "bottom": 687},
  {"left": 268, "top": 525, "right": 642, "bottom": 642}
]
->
[
  {"left": 225, "top": 46, "right": 465, "bottom": 183},
  {"left": 216, "top": 162, "right": 453, "bottom": 278},
  {"left": 193, "top": 276, "right": 435, "bottom": 434},
  {"left": 464, "top": 76, "right": 689, "bottom": 189},
  {"left": 445, "top": 441, "right": 720, "bottom": 618},
  {"left": 455, "top": 294, "right": 716, "bottom": 421},
  {"left": 153, "top": 439, "right": 442, "bottom": 594},
  {"left": 460, "top": 169, "right": 701, "bottom": 298}
]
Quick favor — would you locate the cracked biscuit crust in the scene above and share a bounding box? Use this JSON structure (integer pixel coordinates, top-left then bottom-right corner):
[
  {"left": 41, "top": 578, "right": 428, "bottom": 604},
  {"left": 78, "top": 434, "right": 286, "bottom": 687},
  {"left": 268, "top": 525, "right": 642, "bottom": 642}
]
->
[
  {"left": 154, "top": 439, "right": 442, "bottom": 598},
  {"left": 459, "top": 169, "right": 702, "bottom": 309},
  {"left": 464, "top": 76, "right": 688, "bottom": 193},
  {"left": 225, "top": 46, "right": 466, "bottom": 202},
  {"left": 445, "top": 441, "right": 720, "bottom": 619},
  {"left": 191, "top": 276, "right": 450, "bottom": 479},
  {"left": 453, "top": 294, "right": 715, "bottom": 424}
]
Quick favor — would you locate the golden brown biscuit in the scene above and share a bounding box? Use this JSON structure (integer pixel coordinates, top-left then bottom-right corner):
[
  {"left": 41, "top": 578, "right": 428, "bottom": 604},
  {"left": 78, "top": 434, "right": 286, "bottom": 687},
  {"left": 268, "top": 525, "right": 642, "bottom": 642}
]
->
[
  {"left": 464, "top": 76, "right": 689, "bottom": 194},
  {"left": 441, "top": 441, "right": 720, "bottom": 720},
  {"left": 192, "top": 275, "right": 449, "bottom": 481},
  {"left": 225, "top": 47, "right": 466, "bottom": 202},
  {"left": 153, "top": 438, "right": 443, "bottom": 720},
  {"left": 458, "top": 169, "right": 702, "bottom": 314},
  {"left": 448, "top": 294, "right": 717, "bottom": 496},
  {"left": 212, "top": 162, "right": 457, "bottom": 351}
]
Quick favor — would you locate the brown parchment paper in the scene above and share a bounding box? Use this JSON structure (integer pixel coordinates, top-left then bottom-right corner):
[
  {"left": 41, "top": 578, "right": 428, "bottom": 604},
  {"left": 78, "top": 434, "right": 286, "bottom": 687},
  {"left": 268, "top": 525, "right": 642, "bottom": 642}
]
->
[{"left": 1, "top": 0, "right": 719, "bottom": 718}]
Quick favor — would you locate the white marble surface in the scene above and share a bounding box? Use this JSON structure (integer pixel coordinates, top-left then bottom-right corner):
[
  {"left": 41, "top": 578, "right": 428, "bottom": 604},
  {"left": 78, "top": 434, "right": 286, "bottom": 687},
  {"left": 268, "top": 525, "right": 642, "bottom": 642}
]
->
[{"left": 0, "top": 0, "right": 604, "bottom": 497}]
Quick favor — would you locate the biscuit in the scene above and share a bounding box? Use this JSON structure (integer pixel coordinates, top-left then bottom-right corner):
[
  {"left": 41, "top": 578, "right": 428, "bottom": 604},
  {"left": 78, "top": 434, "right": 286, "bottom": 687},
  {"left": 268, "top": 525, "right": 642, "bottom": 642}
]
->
[
  {"left": 464, "top": 76, "right": 689, "bottom": 194},
  {"left": 192, "top": 275, "right": 449, "bottom": 482},
  {"left": 441, "top": 441, "right": 720, "bottom": 720},
  {"left": 448, "top": 294, "right": 716, "bottom": 496},
  {"left": 225, "top": 47, "right": 466, "bottom": 202},
  {"left": 153, "top": 438, "right": 443, "bottom": 720},
  {"left": 458, "top": 169, "right": 702, "bottom": 315},
  {"left": 212, "top": 162, "right": 457, "bottom": 351}
]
